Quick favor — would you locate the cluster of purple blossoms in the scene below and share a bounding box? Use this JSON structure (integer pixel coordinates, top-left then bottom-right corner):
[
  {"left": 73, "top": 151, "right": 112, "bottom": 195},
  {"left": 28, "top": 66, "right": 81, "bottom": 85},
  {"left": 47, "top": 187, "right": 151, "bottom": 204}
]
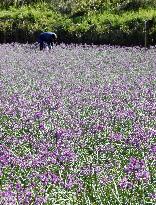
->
[
  {"left": 0, "top": 152, "right": 11, "bottom": 167},
  {"left": 34, "top": 111, "right": 42, "bottom": 119},
  {"left": 39, "top": 122, "right": 45, "bottom": 130},
  {"left": 54, "top": 147, "right": 77, "bottom": 163},
  {"left": 54, "top": 128, "right": 74, "bottom": 143},
  {"left": 39, "top": 172, "right": 60, "bottom": 186},
  {"left": 55, "top": 128, "right": 65, "bottom": 139},
  {"left": 42, "top": 96, "right": 51, "bottom": 105},
  {"left": 124, "top": 157, "right": 146, "bottom": 174},
  {"left": 118, "top": 156, "right": 151, "bottom": 190},
  {"left": 109, "top": 132, "right": 123, "bottom": 142},
  {"left": 0, "top": 180, "right": 48, "bottom": 205},
  {"left": 0, "top": 145, "right": 13, "bottom": 168},
  {"left": 125, "top": 125, "right": 150, "bottom": 148},
  {"left": 149, "top": 192, "right": 156, "bottom": 200},
  {"left": 121, "top": 157, "right": 150, "bottom": 186},
  {"left": 90, "top": 124, "right": 105, "bottom": 134},
  {"left": 150, "top": 144, "right": 156, "bottom": 154},
  {"left": 118, "top": 177, "right": 133, "bottom": 189},
  {"left": 0, "top": 188, "right": 16, "bottom": 205},
  {"left": 63, "top": 174, "right": 84, "bottom": 192},
  {"left": 59, "top": 148, "right": 77, "bottom": 163},
  {"left": 135, "top": 170, "right": 150, "bottom": 182}
]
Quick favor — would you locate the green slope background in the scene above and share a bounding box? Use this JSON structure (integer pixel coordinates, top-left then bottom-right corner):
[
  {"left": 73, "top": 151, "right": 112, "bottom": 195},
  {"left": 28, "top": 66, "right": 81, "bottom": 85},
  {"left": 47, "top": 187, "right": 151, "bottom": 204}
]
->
[{"left": 1, "top": 0, "right": 156, "bottom": 46}]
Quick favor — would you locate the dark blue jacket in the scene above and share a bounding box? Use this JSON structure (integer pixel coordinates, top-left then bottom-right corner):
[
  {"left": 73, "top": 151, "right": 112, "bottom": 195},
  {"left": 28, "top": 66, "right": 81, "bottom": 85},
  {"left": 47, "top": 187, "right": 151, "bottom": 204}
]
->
[{"left": 38, "top": 32, "right": 57, "bottom": 43}]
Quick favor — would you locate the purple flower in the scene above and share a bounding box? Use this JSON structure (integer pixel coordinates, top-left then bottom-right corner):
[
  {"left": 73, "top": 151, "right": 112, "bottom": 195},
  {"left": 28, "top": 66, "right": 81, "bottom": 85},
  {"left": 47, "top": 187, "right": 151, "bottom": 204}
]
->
[
  {"left": 149, "top": 192, "right": 156, "bottom": 200},
  {"left": 55, "top": 128, "right": 64, "bottom": 138},
  {"left": 124, "top": 157, "right": 145, "bottom": 174},
  {"left": 39, "top": 172, "right": 60, "bottom": 185},
  {"left": 0, "top": 185, "right": 16, "bottom": 204},
  {"left": 150, "top": 144, "right": 156, "bottom": 154},
  {"left": 125, "top": 125, "right": 150, "bottom": 148},
  {"left": 55, "top": 128, "right": 73, "bottom": 141},
  {"left": 59, "top": 149, "right": 77, "bottom": 163},
  {"left": 34, "top": 112, "right": 42, "bottom": 119},
  {"left": 91, "top": 124, "right": 104, "bottom": 134},
  {"left": 16, "top": 182, "right": 23, "bottom": 191},
  {"left": 34, "top": 195, "right": 47, "bottom": 205},
  {"left": 39, "top": 122, "right": 45, "bottom": 130},
  {"left": 64, "top": 174, "right": 83, "bottom": 191},
  {"left": 43, "top": 96, "right": 51, "bottom": 105},
  {"left": 118, "top": 177, "right": 133, "bottom": 189},
  {"left": 0, "top": 154, "right": 10, "bottom": 166},
  {"left": 64, "top": 174, "right": 76, "bottom": 189},
  {"left": 39, "top": 173, "right": 49, "bottom": 185},
  {"left": 23, "top": 191, "right": 32, "bottom": 205},
  {"left": 135, "top": 170, "right": 150, "bottom": 182},
  {"left": 109, "top": 133, "right": 123, "bottom": 142},
  {"left": 0, "top": 149, "right": 12, "bottom": 168},
  {"left": 48, "top": 172, "right": 60, "bottom": 184}
]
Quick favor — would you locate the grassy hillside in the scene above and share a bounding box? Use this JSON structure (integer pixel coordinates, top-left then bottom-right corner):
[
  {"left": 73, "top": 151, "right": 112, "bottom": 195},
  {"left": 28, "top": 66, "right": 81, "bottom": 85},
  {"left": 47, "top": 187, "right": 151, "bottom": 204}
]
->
[{"left": 1, "top": 0, "right": 156, "bottom": 45}]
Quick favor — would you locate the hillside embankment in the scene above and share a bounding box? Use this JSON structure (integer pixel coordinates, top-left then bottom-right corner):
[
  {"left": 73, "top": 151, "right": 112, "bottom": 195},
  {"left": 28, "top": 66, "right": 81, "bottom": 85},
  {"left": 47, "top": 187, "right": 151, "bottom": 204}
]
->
[{"left": 1, "top": 0, "right": 156, "bottom": 46}]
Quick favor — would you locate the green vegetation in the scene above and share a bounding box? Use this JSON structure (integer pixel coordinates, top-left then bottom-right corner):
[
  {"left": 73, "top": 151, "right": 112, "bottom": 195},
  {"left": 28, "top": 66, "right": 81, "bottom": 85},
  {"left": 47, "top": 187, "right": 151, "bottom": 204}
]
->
[{"left": 0, "top": 0, "right": 156, "bottom": 45}]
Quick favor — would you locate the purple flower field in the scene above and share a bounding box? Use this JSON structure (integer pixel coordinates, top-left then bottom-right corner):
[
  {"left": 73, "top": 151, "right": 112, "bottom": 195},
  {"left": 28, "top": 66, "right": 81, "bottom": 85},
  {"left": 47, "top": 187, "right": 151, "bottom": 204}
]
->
[{"left": 0, "top": 43, "right": 156, "bottom": 204}]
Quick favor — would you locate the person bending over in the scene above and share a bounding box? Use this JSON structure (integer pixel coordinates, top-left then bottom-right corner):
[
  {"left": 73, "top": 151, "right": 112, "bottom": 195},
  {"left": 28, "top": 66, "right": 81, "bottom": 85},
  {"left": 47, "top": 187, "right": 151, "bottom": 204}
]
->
[{"left": 38, "top": 32, "right": 57, "bottom": 50}]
